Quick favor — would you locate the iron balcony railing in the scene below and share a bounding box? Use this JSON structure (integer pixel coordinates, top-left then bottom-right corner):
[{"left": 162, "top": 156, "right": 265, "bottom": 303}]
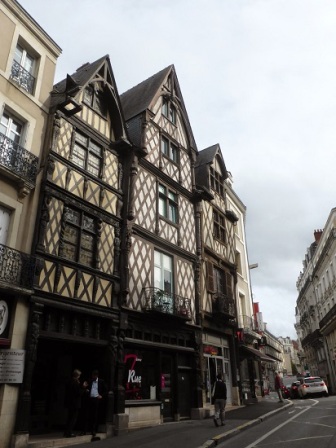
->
[
  {"left": 0, "top": 244, "right": 36, "bottom": 290},
  {"left": 239, "top": 314, "right": 256, "bottom": 331},
  {"left": 142, "top": 287, "right": 192, "bottom": 320},
  {"left": 10, "top": 60, "right": 35, "bottom": 94},
  {"left": 0, "top": 132, "right": 38, "bottom": 184},
  {"left": 213, "top": 293, "right": 236, "bottom": 318}
]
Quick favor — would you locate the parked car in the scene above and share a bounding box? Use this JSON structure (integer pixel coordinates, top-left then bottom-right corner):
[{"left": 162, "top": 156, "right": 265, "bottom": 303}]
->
[
  {"left": 290, "top": 381, "right": 300, "bottom": 399},
  {"left": 281, "top": 376, "right": 300, "bottom": 399},
  {"left": 298, "top": 376, "right": 329, "bottom": 398}
]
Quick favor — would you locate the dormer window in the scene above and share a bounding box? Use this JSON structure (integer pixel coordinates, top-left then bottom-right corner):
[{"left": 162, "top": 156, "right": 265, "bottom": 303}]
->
[
  {"left": 210, "top": 155, "right": 225, "bottom": 196},
  {"left": 162, "top": 99, "right": 176, "bottom": 125},
  {"left": 83, "top": 85, "right": 107, "bottom": 117},
  {"left": 11, "top": 44, "right": 36, "bottom": 94}
]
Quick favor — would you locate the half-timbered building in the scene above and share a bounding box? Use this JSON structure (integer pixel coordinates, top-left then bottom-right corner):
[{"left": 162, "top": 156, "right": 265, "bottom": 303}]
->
[
  {"left": 13, "top": 55, "right": 132, "bottom": 440},
  {"left": 195, "top": 145, "right": 240, "bottom": 408},
  {"left": 120, "top": 66, "right": 203, "bottom": 427}
]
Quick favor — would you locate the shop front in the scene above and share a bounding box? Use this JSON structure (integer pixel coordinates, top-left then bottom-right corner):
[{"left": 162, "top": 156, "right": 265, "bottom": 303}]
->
[
  {"left": 123, "top": 328, "right": 196, "bottom": 428},
  {"left": 203, "top": 336, "right": 233, "bottom": 407}
]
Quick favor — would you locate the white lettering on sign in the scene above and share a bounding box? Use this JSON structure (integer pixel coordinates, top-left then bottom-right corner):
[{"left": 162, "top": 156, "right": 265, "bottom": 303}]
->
[{"left": 128, "top": 369, "right": 141, "bottom": 384}]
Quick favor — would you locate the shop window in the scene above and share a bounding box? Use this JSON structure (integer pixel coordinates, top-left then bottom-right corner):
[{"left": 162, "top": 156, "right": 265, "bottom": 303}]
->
[
  {"left": 124, "top": 349, "right": 157, "bottom": 400},
  {"left": 59, "top": 207, "right": 97, "bottom": 267}
]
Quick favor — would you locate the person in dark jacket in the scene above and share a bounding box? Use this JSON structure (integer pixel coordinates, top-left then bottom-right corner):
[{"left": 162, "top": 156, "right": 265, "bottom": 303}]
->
[
  {"left": 64, "top": 369, "right": 87, "bottom": 437},
  {"left": 80, "top": 369, "right": 107, "bottom": 436},
  {"left": 212, "top": 373, "right": 227, "bottom": 427}
]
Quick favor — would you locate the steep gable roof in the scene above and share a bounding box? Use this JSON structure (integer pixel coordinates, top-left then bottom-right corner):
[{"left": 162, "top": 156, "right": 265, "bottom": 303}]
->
[
  {"left": 120, "top": 65, "right": 197, "bottom": 151},
  {"left": 51, "top": 55, "right": 108, "bottom": 107},
  {"left": 195, "top": 144, "right": 228, "bottom": 190},
  {"left": 50, "top": 55, "right": 129, "bottom": 142},
  {"left": 120, "top": 66, "right": 172, "bottom": 121}
]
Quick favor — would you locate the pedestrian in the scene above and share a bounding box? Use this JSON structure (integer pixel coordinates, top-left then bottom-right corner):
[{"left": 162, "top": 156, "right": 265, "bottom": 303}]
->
[
  {"left": 64, "top": 369, "right": 88, "bottom": 438},
  {"left": 274, "top": 371, "right": 284, "bottom": 403},
  {"left": 212, "top": 373, "right": 227, "bottom": 427},
  {"left": 80, "top": 369, "right": 107, "bottom": 437}
]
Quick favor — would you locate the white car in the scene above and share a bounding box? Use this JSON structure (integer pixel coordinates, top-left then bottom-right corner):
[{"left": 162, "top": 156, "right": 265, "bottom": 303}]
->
[{"left": 298, "top": 376, "right": 329, "bottom": 398}]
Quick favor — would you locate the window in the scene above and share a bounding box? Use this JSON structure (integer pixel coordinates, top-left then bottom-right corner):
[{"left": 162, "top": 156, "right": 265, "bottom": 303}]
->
[
  {"left": 161, "top": 136, "right": 178, "bottom": 163},
  {"left": 83, "top": 85, "right": 107, "bottom": 117},
  {"left": 158, "top": 184, "right": 178, "bottom": 223},
  {"left": 59, "top": 207, "right": 96, "bottom": 267},
  {"left": 213, "top": 209, "right": 226, "bottom": 243},
  {"left": 0, "top": 112, "right": 23, "bottom": 144},
  {"left": 162, "top": 99, "right": 176, "bottom": 125},
  {"left": 11, "top": 44, "right": 36, "bottom": 94},
  {"left": 210, "top": 167, "right": 224, "bottom": 196},
  {"left": 211, "top": 265, "right": 233, "bottom": 299},
  {"left": 0, "top": 205, "right": 11, "bottom": 245},
  {"left": 154, "top": 250, "right": 173, "bottom": 294},
  {"left": 72, "top": 132, "right": 102, "bottom": 177}
]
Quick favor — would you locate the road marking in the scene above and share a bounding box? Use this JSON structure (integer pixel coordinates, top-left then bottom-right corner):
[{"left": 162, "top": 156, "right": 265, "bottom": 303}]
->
[{"left": 243, "top": 405, "right": 316, "bottom": 448}]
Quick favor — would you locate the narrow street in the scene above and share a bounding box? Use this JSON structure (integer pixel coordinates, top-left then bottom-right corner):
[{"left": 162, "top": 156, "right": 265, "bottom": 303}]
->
[{"left": 218, "top": 395, "right": 336, "bottom": 448}]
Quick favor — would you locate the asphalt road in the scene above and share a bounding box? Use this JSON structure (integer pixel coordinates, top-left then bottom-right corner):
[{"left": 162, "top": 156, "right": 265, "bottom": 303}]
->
[{"left": 217, "top": 395, "right": 336, "bottom": 448}]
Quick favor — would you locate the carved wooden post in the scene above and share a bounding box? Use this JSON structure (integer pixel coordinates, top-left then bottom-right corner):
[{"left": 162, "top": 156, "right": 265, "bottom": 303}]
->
[
  {"left": 14, "top": 303, "right": 43, "bottom": 434},
  {"left": 105, "top": 325, "right": 118, "bottom": 433}
]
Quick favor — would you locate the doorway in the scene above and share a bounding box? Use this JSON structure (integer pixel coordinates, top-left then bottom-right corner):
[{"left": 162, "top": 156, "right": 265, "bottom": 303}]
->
[
  {"left": 177, "top": 370, "right": 191, "bottom": 418},
  {"left": 30, "top": 338, "right": 106, "bottom": 434}
]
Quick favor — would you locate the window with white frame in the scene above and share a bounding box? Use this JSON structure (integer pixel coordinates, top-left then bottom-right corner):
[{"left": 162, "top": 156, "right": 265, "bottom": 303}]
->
[
  {"left": 154, "top": 250, "right": 173, "bottom": 294},
  {"left": 72, "top": 131, "right": 102, "bottom": 177},
  {"left": 0, "top": 111, "right": 23, "bottom": 145},
  {"left": 0, "top": 205, "right": 11, "bottom": 245},
  {"left": 158, "top": 184, "right": 178, "bottom": 224},
  {"left": 59, "top": 207, "right": 97, "bottom": 267},
  {"left": 11, "top": 43, "right": 36, "bottom": 94},
  {"left": 161, "top": 135, "right": 178, "bottom": 163}
]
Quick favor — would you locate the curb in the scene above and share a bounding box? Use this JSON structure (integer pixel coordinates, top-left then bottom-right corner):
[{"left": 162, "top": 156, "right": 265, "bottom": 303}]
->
[{"left": 197, "top": 401, "right": 293, "bottom": 448}]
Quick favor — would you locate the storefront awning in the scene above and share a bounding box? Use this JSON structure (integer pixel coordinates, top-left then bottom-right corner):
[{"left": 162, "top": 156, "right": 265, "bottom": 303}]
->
[{"left": 240, "top": 346, "right": 276, "bottom": 363}]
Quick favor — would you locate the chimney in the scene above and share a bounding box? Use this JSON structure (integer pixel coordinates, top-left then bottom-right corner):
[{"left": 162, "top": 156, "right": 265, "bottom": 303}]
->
[{"left": 314, "top": 229, "right": 323, "bottom": 243}]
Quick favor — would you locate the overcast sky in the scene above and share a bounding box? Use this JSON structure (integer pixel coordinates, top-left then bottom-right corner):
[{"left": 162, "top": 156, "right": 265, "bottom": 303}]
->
[{"left": 19, "top": 0, "right": 336, "bottom": 339}]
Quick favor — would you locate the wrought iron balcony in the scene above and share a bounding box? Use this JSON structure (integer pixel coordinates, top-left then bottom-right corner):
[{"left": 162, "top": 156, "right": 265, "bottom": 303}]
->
[
  {"left": 0, "top": 132, "right": 38, "bottom": 185},
  {"left": 213, "top": 293, "right": 236, "bottom": 319},
  {"left": 0, "top": 244, "right": 36, "bottom": 290},
  {"left": 239, "top": 314, "right": 256, "bottom": 331},
  {"left": 142, "top": 287, "right": 192, "bottom": 320},
  {"left": 10, "top": 60, "right": 35, "bottom": 94}
]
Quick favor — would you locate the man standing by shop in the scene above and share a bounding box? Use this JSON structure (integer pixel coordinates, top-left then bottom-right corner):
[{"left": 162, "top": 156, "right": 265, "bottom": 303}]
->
[
  {"left": 212, "top": 373, "right": 227, "bottom": 427},
  {"left": 81, "top": 370, "right": 107, "bottom": 437}
]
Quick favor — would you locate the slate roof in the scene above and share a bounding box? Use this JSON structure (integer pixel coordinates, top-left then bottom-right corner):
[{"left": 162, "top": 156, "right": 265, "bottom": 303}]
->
[
  {"left": 120, "top": 66, "right": 172, "bottom": 121},
  {"left": 195, "top": 144, "right": 228, "bottom": 191},
  {"left": 195, "top": 145, "right": 218, "bottom": 168},
  {"left": 120, "top": 65, "right": 197, "bottom": 151},
  {"left": 50, "top": 55, "right": 109, "bottom": 108}
]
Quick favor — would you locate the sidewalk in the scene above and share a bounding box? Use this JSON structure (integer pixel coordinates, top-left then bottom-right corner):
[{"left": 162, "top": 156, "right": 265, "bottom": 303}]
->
[{"left": 28, "top": 395, "right": 293, "bottom": 448}]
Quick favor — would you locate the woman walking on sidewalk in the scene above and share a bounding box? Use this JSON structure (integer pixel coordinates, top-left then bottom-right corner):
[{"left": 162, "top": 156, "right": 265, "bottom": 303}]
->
[{"left": 212, "top": 373, "right": 227, "bottom": 427}]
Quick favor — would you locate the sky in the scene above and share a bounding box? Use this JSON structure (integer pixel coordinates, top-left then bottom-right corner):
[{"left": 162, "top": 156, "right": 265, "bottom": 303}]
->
[{"left": 18, "top": 0, "right": 336, "bottom": 339}]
